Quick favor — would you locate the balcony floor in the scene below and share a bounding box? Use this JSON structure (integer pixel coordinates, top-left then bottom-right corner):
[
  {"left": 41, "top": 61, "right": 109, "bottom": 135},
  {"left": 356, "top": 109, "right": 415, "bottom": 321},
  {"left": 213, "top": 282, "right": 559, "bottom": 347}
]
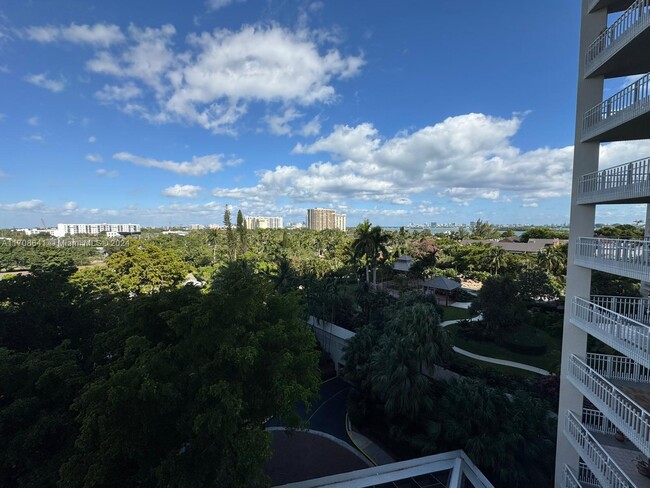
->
[
  {"left": 587, "top": 27, "right": 650, "bottom": 79},
  {"left": 611, "top": 379, "right": 650, "bottom": 411},
  {"left": 583, "top": 108, "right": 650, "bottom": 142},
  {"left": 591, "top": 431, "right": 650, "bottom": 487}
]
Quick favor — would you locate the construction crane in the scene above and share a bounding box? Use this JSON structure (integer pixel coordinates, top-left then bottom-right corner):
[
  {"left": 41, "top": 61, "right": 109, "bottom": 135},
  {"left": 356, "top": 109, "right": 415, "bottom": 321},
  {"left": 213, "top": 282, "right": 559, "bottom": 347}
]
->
[{"left": 41, "top": 218, "right": 47, "bottom": 229}]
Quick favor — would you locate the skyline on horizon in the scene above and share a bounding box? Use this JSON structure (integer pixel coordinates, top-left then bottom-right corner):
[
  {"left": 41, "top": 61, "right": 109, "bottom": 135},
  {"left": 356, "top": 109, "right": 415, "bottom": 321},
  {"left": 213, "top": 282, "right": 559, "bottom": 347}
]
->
[{"left": 1, "top": 0, "right": 649, "bottom": 228}]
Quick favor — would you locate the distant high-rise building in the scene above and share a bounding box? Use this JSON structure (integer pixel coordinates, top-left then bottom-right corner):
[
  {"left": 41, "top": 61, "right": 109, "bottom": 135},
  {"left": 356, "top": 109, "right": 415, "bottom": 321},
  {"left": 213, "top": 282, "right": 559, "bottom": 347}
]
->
[
  {"left": 244, "top": 216, "right": 283, "bottom": 230},
  {"left": 307, "top": 208, "right": 346, "bottom": 231},
  {"left": 55, "top": 223, "right": 140, "bottom": 237}
]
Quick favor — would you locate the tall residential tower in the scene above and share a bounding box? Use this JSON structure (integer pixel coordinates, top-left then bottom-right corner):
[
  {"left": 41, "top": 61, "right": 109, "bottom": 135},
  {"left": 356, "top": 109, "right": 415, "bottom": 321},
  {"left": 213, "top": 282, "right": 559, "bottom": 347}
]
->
[{"left": 557, "top": 0, "right": 650, "bottom": 486}]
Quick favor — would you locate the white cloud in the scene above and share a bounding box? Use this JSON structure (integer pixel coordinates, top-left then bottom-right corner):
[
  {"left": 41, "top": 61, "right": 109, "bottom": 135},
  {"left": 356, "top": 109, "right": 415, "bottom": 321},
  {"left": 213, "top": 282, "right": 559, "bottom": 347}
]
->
[
  {"left": 300, "top": 115, "right": 321, "bottom": 136},
  {"left": 0, "top": 199, "right": 43, "bottom": 210},
  {"left": 0, "top": 170, "right": 6, "bottom": 177},
  {"left": 86, "top": 153, "right": 103, "bottom": 163},
  {"left": 24, "top": 73, "right": 65, "bottom": 92},
  {"left": 0, "top": 113, "right": 6, "bottom": 121},
  {"left": 88, "top": 136, "right": 97, "bottom": 143},
  {"left": 113, "top": 151, "right": 239, "bottom": 176},
  {"left": 264, "top": 108, "right": 302, "bottom": 135},
  {"left": 81, "top": 23, "right": 362, "bottom": 134},
  {"left": 522, "top": 202, "right": 539, "bottom": 208},
  {"left": 96, "top": 169, "right": 119, "bottom": 178},
  {"left": 63, "top": 201, "right": 78, "bottom": 210},
  {"left": 162, "top": 184, "right": 203, "bottom": 198},
  {"left": 27, "top": 115, "right": 39, "bottom": 126},
  {"left": 23, "top": 23, "right": 125, "bottom": 46},
  {"left": 95, "top": 82, "right": 143, "bottom": 102},
  {"left": 211, "top": 113, "right": 650, "bottom": 211},
  {"left": 0, "top": 65, "right": 9, "bottom": 73},
  {"left": 206, "top": 0, "right": 246, "bottom": 11}
]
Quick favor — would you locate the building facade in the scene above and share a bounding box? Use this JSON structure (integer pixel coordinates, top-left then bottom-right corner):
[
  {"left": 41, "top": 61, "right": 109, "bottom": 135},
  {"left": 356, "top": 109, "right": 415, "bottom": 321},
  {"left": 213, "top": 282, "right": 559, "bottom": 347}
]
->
[
  {"left": 55, "top": 223, "right": 141, "bottom": 237},
  {"left": 307, "top": 208, "right": 346, "bottom": 231},
  {"left": 244, "top": 216, "right": 283, "bottom": 230},
  {"left": 556, "top": 1, "right": 650, "bottom": 486}
]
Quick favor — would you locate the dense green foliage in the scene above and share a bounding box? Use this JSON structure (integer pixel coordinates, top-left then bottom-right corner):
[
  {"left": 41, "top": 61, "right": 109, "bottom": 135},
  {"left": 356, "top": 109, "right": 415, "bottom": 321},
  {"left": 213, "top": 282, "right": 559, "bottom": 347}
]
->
[{"left": 0, "top": 247, "right": 320, "bottom": 487}]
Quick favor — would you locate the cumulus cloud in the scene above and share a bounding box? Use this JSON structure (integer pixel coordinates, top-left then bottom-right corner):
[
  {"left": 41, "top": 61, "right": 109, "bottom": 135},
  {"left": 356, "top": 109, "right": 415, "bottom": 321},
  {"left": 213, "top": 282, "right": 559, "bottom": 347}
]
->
[
  {"left": 27, "top": 115, "right": 39, "bottom": 126},
  {"left": 24, "top": 134, "right": 44, "bottom": 142},
  {"left": 162, "top": 184, "right": 203, "bottom": 198},
  {"left": 23, "top": 23, "right": 125, "bottom": 46},
  {"left": 113, "top": 151, "right": 239, "bottom": 176},
  {"left": 24, "top": 73, "right": 65, "bottom": 92},
  {"left": 46, "top": 23, "right": 365, "bottom": 134},
  {"left": 88, "top": 136, "right": 97, "bottom": 143},
  {"left": 86, "top": 153, "right": 103, "bottom": 163},
  {"left": 212, "top": 113, "right": 650, "bottom": 211}
]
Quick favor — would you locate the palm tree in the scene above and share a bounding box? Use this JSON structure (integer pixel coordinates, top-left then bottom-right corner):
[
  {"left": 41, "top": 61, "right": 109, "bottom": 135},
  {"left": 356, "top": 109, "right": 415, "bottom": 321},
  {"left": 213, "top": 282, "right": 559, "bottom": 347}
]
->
[
  {"left": 352, "top": 220, "right": 374, "bottom": 283},
  {"left": 487, "top": 245, "right": 507, "bottom": 275},
  {"left": 370, "top": 225, "right": 389, "bottom": 286}
]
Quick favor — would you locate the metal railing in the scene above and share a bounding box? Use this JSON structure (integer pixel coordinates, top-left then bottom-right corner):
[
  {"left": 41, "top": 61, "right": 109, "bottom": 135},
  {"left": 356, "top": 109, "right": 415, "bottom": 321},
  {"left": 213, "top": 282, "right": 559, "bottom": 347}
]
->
[
  {"left": 572, "top": 297, "right": 650, "bottom": 367},
  {"left": 564, "top": 410, "right": 635, "bottom": 488},
  {"left": 583, "top": 407, "right": 620, "bottom": 434},
  {"left": 568, "top": 354, "right": 650, "bottom": 457},
  {"left": 586, "top": 0, "right": 650, "bottom": 70},
  {"left": 588, "top": 352, "right": 650, "bottom": 382},
  {"left": 562, "top": 465, "right": 582, "bottom": 488},
  {"left": 579, "top": 462, "right": 604, "bottom": 487},
  {"left": 591, "top": 295, "right": 650, "bottom": 325},
  {"left": 583, "top": 72, "right": 650, "bottom": 139},
  {"left": 575, "top": 237, "right": 650, "bottom": 280},
  {"left": 578, "top": 156, "right": 650, "bottom": 204}
]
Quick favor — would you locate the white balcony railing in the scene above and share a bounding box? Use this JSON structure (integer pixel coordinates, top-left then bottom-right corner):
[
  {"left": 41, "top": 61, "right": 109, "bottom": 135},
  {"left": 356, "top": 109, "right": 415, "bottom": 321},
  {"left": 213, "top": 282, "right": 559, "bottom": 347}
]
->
[
  {"left": 565, "top": 410, "right": 635, "bottom": 488},
  {"left": 591, "top": 295, "right": 650, "bottom": 325},
  {"left": 577, "top": 156, "right": 650, "bottom": 204},
  {"left": 583, "top": 72, "right": 650, "bottom": 140},
  {"left": 580, "top": 462, "right": 604, "bottom": 487},
  {"left": 588, "top": 352, "right": 650, "bottom": 382},
  {"left": 562, "top": 465, "right": 582, "bottom": 488},
  {"left": 583, "top": 407, "right": 620, "bottom": 435},
  {"left": 572, "top": 297, "right": 650, "bottom": 368},
  {"left": 586, "top": 0, "right": 650, "bottom": 71},
  {"left": 574, "top": 237, "right": 650, "bottom": 281},
  {"left": 568, "top": 354, "right": 650, "bottom": 457}
]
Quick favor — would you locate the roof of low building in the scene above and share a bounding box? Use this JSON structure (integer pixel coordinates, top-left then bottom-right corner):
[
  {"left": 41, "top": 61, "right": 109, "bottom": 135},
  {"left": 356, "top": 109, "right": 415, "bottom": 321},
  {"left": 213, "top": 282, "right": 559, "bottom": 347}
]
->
[{"left": 422, "top": 276, "right": 461, "bottom": 291}]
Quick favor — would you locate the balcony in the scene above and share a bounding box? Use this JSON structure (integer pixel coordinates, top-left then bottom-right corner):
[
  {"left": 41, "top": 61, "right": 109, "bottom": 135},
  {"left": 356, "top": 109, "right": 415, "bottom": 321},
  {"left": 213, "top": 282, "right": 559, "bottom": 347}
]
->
[
  {"left": 562, "top": 464, "right": 584, "bottom": 488},
  {"left": 586, "top": 0, "right": 650, "bottom": 78},
  {"left": 590, "top": 0, "right": 636, "bottom": 14},
  {"left": 574, "top": 237, "right": 650, "bottom": 281},
  {"left": 577, "top": 157, "right": 650, "bottom": 204},
  {"left": 588, "top": 352, "right": 650, "bottom": 382},
  {"left": 568, "top": 354, "right": 650, "bottom": 458},
  {"left": 582, "top": 408, "right": 650, "bottom": 487},
  {"left": 582, "top": 73, "right": 650, "bottom": 142},
  {"left": 564, "top": 410, "right": 635, "bottom": 487},
  {"left": 592, "top": 296, "right": 650, "bottom": 326},
  {"left": 571, "top": 297, "right": 650, "bottom": 367},
  {"left": 580, "top": 461, "right": 605, "bottom": 487}
]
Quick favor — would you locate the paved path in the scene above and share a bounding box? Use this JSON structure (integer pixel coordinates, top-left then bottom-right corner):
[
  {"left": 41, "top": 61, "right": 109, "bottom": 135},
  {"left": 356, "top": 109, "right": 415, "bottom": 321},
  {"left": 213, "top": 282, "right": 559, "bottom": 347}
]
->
[
  {"left": 346, "top": 419, "right": 394, "bottom": 466},
  {"left": 440, "top": 315, "right": 550, "bottom": 375},
  {"left": 449, "top": 301, "right": 472, "bottom": 309},
  {"left": 452, "top": 346, "right": 551, "bottom": 375}
]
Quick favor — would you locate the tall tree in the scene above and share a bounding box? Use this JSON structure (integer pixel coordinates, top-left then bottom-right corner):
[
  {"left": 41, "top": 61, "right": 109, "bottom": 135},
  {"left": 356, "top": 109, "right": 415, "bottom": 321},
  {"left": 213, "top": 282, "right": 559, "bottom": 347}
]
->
[
  {"left": 236, "top": 209, "right": 248, "bottom": 256},
  {"left": 352, "top": 220, "right": 374, "bottom": 283},
  {"left": 224, "top": 206, "right": 236, "bottom": 261},
  {"left": 369, "top": 226, "right": 389, "bottom": 285},
  {"left": 59, "top": 265, "right": 320, "bottom": 488}
]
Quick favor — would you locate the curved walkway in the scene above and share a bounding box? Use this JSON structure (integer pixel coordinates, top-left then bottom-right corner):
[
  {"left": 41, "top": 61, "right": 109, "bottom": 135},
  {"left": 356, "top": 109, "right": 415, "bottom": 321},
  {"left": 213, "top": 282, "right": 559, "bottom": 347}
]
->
[
  {"left": 452, "top": 346, "right": 551, "bottom": 375},
  {"left": 440, "top": 314, "right": 551, "bottom": 376}
]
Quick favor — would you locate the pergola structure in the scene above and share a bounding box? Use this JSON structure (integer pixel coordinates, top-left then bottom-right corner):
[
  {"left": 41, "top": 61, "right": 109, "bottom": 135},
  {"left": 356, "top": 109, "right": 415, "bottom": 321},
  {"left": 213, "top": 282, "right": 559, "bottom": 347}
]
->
[
  {"left": 422, "top": 276, "right": 461, "bottom": 306},
  {"left": 273, "top": 450, "right": 494, "bottom": 488}
]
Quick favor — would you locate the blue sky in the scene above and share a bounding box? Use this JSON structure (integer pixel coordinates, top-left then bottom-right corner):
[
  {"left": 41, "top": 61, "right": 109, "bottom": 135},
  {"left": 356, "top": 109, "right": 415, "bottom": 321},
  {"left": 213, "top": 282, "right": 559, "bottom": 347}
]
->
[{"left": 0, "top": 0, "right": 648, "bottom": 228}]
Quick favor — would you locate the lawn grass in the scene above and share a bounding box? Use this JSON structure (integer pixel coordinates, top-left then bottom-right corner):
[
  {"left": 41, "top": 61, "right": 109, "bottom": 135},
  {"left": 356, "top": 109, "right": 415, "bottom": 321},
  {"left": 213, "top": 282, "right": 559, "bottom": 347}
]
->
[
  {"left": 446, "top": 322, "right": 561, "bottom": 373},
  {"left": 438, "top": 305, "right": 471, "bottom": 322},
  {"left": 453, "top": 355, "right": 537, "bottom": 379}
]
